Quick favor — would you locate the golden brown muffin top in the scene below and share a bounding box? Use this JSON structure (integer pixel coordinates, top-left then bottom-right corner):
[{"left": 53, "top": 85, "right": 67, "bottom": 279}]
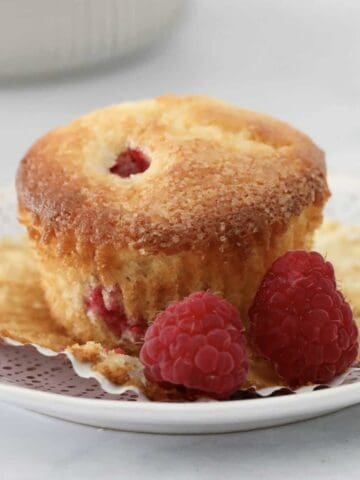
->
[{"left": 17, "top": 95, "right": 329, "bottom": 254}]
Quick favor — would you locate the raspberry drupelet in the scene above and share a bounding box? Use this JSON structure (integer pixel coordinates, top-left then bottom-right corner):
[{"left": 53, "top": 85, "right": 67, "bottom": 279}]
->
[
  {"left": 249, "top": 251, "right": 359, "bottom": 386},
  {"left": 140, "top": 292, "right": 248, "bottom": 398}
]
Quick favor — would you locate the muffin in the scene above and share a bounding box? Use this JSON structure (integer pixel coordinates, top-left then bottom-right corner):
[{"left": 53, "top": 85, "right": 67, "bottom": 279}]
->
[{"left": 16, "top": 95, "right": 329, "bottom": 351}]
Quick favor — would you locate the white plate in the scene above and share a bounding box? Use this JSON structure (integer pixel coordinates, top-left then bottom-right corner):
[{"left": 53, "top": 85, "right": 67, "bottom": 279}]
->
[
  {"left": 0, "top": 174, "right": 359, "bottom": 434},
  {"left": 0, "top": 380, "right": 359, "bottom": 434}
]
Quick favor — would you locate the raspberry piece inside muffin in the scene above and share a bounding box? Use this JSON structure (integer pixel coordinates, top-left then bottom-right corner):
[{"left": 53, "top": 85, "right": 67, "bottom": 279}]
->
[
  {"left": 249, "top": 251, "right": 359, "bottom": 386},
  {"left": 85, "top": 285, "right": 126, "bottom": 336},
  {"left": 110, "top": 148, "right": 149, "bottom": 177},
  {"left": 85, "top": 285, "right": 145, "bottom": 345},
  {"left": 140, "top": 291, "right": 248, "bottom": 398}
]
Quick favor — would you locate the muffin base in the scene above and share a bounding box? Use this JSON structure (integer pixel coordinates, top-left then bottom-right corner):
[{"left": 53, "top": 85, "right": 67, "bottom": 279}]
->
[{"left": 29, "top": 204, "right": 323, "bottom": 350}]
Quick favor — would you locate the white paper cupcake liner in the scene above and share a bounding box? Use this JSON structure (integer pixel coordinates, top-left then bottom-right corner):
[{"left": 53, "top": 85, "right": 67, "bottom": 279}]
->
[
  {"left": 0, "top": 338, "right": 142, "bottom": 401},
  {"left": 1, "top": 337, "right": 359, "bottom": 402}
]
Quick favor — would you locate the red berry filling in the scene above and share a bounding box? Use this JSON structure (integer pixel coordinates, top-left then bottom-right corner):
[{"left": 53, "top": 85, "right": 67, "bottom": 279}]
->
[
  {"left": 85, "top": 284, "right": 145, "bottom": 342},
  {"left": 249, "top": 251, "right": 359, "bottom": 386},
  {"left": 140, "top": 292, "right": 248, "bottom": 398},
  {"left": 110, "top": 148, "right": 149, "bottom": 178}
]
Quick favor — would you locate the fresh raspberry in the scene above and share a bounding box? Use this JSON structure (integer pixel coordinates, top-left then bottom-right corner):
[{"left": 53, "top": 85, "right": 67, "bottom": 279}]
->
[
  {"left": 139, "top": 292, "right": 248, "bottom": 398},
  {"left": 110, "top": 148, "right": 149, "bottom": 177},
  {"left": 249, "top": 251, "right": 359, "bottom": 386}
]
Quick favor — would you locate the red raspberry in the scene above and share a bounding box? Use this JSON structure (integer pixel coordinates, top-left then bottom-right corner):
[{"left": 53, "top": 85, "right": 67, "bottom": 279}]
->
[
  {"left": 249, "top": 251, "right": 359, "bottom": 386},
  {"left": 139, "top": 292, "right": 248, "bottom": 398},
  {"left": 110, "top": 148, "right": 149, "bottom": 177}
]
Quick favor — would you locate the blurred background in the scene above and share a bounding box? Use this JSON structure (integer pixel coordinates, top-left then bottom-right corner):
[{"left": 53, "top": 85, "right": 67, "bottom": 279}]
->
[{"left": 0, "top": 0, "right": 359, "bottom": 185}]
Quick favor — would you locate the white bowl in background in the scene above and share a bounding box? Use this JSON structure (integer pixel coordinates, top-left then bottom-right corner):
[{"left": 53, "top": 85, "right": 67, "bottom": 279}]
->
[{"left": 0, "top": 0, "right": 183, "bottom": 77}]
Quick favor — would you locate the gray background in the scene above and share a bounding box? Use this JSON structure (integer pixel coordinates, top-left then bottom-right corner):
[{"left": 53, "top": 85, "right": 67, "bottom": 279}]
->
[{"left": 0, "top": 1, "right": 359, "bottom": 478}]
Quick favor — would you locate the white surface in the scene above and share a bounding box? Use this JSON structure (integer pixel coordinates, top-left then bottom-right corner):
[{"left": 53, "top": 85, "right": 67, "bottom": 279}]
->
[
  {"left": 0, "top": 0, "right": 183, "bottom": 76},
  {"left": 0, "top": 0, "right": 359, "bottom": 476},
  {"left": 0, "top": 402, "right": 358, "bottom": 480}
]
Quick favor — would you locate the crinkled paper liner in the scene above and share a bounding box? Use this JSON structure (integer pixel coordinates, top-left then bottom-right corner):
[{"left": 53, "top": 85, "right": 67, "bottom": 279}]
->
[
  {"left": 1, "top": 337, "right": 359, "bottom": 402},
  {"left": 1, "top": 337, "right": 147, "bottom": 401}
]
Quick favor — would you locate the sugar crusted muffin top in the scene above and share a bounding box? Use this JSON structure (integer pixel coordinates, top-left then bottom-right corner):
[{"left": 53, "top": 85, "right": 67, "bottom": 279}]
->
[{"left": 17, "top": 95, "right": 329, "bottom": 254}]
